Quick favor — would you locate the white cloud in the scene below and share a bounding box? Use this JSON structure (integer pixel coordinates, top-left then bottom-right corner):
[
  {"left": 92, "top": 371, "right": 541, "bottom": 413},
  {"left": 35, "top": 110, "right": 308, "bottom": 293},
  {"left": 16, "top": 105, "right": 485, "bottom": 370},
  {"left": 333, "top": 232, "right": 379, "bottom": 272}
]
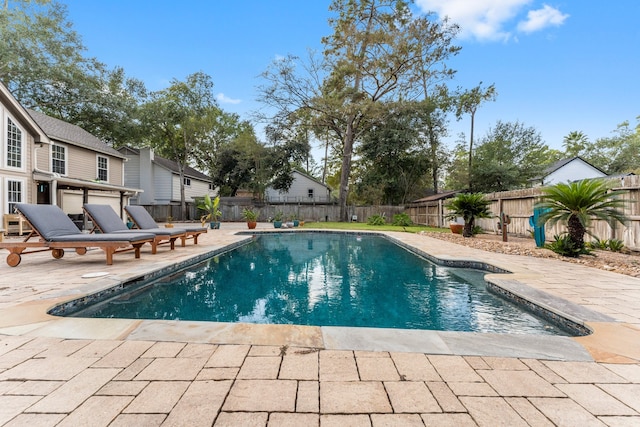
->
[
  {"left": 416, "top": 0, "right": 567, "bottom": 42},
  {"left": 517, "top": 4, "right": 569, "bottom": 33},
  {"left": 216, "top": 93, "right": 241, "bottom": 105}
]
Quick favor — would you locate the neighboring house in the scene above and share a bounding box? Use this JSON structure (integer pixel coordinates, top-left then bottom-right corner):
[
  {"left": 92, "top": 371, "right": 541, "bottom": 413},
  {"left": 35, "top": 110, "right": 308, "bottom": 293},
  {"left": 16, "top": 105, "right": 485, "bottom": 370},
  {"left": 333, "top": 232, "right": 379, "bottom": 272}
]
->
[
  {"left": 1, "top": 82, "right": 138, "bottom": 229},
  {"left": 118, "top": 147, "right": 215, "bottom": 206},
  {"left": 529, "top": 156, "right": 608, "bottom": 187},
  {"left": 264, "top": 170, "right": 333, "bottom": 204}
]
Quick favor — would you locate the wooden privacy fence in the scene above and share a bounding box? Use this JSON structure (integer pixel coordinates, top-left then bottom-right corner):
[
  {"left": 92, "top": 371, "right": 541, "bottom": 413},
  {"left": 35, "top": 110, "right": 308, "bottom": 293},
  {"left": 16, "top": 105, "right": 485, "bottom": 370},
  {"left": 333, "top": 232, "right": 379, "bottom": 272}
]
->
[
  {"left": 138, "top": 200, "right": 404, "bottom": 225},
  {"left": 407, "top": 175, "right": 640, "bottom": 251}
]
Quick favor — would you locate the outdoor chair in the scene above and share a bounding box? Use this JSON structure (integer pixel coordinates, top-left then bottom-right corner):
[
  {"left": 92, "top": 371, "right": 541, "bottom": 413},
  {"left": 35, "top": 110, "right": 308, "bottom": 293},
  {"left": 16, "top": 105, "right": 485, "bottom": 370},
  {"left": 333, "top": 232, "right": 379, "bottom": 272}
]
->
[
  {"left": 125, "top": 205, "right": 207, "bottom": 245},
  {"left": 83, "top": 204, "right": 187, "bottom": 253},
  {"left": 0, "top": 204, "right": 156, "bottom": 267}
]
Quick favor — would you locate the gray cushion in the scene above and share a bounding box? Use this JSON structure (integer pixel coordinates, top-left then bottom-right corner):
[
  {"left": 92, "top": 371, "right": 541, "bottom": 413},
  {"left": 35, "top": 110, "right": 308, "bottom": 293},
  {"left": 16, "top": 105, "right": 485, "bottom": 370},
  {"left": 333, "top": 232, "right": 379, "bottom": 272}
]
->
[
  {"left": 17, "top": 203, "right": 82, "bottom": 239},
  {"left": 125, "top": 205, "right": 160, "bottom": 229},
  {"left": 181, "top": 225, "right": 208, "bottom": 233},
  {"left": 83, "top": 204, "right": 129, "bottom": 233},
  {"left": 48, "top": 232, "right": 156, "bottom": 242},
  {"left": 16, "top": 204, "right": 155, "bottom": 242}
]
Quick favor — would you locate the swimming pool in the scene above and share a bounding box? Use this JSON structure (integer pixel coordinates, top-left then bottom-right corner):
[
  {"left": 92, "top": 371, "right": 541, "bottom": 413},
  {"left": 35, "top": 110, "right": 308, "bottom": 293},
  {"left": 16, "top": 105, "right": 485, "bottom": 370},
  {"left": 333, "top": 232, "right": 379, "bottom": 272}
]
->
[{"left": 67, "top": 232, "right": 574, "bottom": 336}]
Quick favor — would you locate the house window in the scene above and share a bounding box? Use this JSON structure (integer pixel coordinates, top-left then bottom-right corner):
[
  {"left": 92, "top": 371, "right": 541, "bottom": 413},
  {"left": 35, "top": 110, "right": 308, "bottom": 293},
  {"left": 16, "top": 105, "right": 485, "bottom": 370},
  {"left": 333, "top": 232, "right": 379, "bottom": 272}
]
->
[
  {"left": 6, "top": 179, "right": 23, "bottom": 214},
  {"left": 184, "top": 177, "right": 191, "bottom": 187},
  {"left": 97, "top": 155, "right": 108, "bottom": 181},
  {"left": 52, "top": 144, "right": 67, "bottom": 175},
  {"left": 208, "top": 183, "right": 214, "bottom": 190},
  {"left": 6, "top": 117, "right": 23, "bottom": 169},
  {"left": 308, "top": 188, "right": 314, "bottom": 199}
]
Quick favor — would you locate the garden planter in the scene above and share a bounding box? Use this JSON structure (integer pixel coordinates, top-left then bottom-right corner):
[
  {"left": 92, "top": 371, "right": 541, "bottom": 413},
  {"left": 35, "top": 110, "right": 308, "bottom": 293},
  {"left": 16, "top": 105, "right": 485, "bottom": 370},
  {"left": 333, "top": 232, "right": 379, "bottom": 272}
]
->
[
  {"left": 449, "top": 224, "right": 463, "bottom": 234},
  {"left": 273, "top": 221, "right": 282, "bottom": 228},
  {"left": 247, "top": 221, "right": 257, "bottom": 229},
  {"left": 210, "top": 222, "right": 221, "bottom": 229}
]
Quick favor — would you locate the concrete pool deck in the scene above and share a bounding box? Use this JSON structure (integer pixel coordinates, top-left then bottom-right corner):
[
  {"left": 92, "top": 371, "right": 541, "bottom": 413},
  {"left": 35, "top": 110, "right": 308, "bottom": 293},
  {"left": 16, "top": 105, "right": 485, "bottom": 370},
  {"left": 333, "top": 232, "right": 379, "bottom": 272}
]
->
[{"left": 1, "top": 223, "right": 639, "bottom": 425}]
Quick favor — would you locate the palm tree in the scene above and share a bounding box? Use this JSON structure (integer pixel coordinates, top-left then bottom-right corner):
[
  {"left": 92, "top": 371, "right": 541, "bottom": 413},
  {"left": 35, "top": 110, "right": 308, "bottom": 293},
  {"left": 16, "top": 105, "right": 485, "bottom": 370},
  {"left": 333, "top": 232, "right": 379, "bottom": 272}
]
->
[
  {"left": 446, "top": 193, "right": 493, "bottom": 237},
  {"left": 536, "top": 179, "right": 628, "bottom": 250}
]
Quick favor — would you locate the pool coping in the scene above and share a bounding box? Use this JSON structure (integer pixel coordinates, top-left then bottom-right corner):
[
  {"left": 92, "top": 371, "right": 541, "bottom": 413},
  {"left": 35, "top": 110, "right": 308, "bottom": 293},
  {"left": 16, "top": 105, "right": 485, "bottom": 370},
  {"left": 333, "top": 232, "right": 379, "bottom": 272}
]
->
[{"left": 12, "top": 229, "right": 613, "bottom": 362}]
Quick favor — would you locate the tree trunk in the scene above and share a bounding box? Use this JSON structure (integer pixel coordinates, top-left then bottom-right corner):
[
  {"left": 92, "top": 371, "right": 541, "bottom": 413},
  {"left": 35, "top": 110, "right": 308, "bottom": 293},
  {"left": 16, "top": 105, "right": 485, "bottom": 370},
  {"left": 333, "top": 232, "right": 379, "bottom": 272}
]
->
[
  {"left": 468, "top": 110, "right": 475, "bottom": 191},
  {"left": 567, "top": 215, "right": 585, "bottom": 248},
  {"left": 463, "top": 218, "right": 474, "bottom": 237},
  {"left": 338, "top": 120, "right": 355, "bottom": 222}
]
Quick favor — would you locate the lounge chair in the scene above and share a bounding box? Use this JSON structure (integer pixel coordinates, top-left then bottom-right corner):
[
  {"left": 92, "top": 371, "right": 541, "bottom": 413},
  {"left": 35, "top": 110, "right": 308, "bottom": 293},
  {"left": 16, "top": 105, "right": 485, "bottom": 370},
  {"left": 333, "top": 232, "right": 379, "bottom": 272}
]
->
[
  {"left": 125, "top": 205, "right": 207, "bottom": 245},
  {"left": 83, "top": 204, "right": 187, "bottom": 253},
  {"left": 0, "top": 204, "right": 156, "bottom": 267}
]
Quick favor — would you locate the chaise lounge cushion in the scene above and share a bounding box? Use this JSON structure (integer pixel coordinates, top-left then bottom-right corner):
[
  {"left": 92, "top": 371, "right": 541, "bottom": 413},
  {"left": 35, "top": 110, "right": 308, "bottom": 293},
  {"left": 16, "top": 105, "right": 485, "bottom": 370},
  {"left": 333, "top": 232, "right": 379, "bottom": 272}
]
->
[
  {"left": 83, "top": 204, "right": 187, "bottom": 238},
  {"left": 125, "top": 205, "right": 207, "bottom": 233},
  {"left": 16, "top": 204, "right": 156, "bottom": 242}
]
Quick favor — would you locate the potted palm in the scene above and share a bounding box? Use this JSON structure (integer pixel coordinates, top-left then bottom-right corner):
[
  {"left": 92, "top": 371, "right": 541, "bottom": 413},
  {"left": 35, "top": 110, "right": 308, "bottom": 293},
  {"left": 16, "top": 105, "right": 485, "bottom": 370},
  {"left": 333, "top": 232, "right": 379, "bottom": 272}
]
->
[
  {"left": 198, "top": 195, "right": 222, "bottom": 229},
  {"left": 445, "top": 193, "right": 492, "bottom": 237},
  {"left": 273, "top": 211, "right": 283, "bottom": 228},
  {"left": 242, "top": 207, "right": 259, "bottom": 229}
]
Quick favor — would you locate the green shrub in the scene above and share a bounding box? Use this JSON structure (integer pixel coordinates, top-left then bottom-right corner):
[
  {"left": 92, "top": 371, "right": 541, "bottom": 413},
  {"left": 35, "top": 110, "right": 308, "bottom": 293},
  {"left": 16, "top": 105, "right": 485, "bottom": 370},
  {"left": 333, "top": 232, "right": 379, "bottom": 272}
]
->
[
  {"left": 608, "top": 239, "right": 625, "bottom": 252},
  {"left": 472, "top": 225, "right": 483, "bottom": 235},
  {"left": 587, "top": 237, "right": 608, "bottom": 250},
  {"left": 546, "top": 234, "right": 591, "bottom": 258},
  {"left": 367, "top": 214, "right": 386, "bottom": 226},
  {"left": 392, "top": 213, "right": 413, "bottom": 226}
]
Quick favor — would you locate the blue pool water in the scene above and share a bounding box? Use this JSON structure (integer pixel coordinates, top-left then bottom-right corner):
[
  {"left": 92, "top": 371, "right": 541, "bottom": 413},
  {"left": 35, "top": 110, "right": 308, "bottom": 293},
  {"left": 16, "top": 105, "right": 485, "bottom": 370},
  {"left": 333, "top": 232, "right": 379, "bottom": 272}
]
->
[{"left": 71, "top": 232, "right": 571, "bottom": 335}]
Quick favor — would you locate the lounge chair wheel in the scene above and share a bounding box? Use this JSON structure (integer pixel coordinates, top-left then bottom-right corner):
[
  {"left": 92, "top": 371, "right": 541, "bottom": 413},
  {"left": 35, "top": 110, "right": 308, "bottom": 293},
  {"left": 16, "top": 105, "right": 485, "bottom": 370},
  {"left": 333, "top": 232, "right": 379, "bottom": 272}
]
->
[
  {"left": 76, "top": 248, "right": 87, "bottom": 255},
  {"left": 7, "top": 253, "right": 21, "bottom": 267},
  {"left": 52, "top": 248, "right": 65, "bottom": 259}
]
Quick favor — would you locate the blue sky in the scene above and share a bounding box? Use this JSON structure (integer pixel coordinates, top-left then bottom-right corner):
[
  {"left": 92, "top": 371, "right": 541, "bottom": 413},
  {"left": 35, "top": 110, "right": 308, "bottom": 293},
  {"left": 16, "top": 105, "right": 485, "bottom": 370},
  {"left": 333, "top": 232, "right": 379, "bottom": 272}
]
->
[{"left": 63, "top": 0, "right": 639, "bottom": 158}]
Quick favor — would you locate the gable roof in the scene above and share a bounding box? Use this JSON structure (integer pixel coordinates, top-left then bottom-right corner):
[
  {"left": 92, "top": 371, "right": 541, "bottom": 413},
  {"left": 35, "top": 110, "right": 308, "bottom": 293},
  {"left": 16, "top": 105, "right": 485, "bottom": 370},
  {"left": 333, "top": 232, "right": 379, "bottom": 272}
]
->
[
  {"left": 292, "top": 170, "right": 332, "bottom": 190},
  {"left": 410, "top": 190, "right": 459, "bottom": 204},
  {"left": 120, "top": 147, "right": 211, "bottom": 182},
  {"left": 534, "top": 156, "right": 608, "bottom": 180},
  {"left": 0, "top": 82, "right": 50, "bottom": 144},
  {"left": 27, "top": 109, "right": 125, "bottom": 159}
]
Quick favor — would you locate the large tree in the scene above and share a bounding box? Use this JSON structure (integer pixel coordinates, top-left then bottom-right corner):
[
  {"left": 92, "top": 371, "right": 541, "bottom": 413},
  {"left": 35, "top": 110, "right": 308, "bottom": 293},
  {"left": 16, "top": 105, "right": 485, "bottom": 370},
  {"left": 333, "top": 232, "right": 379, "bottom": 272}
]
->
[
  {"left": 259, "top": 0, "right": 460, "bottom": 220},
  {"left": 577, "top": 119, "right": 640, "bottom": 175},
  {"left": 455, "top": 83, "right": 497, "bottom": 191},
  {"left": 1, "top": 0, "right": 146, "bottom": 146},
  {"left": 470, "top": 121, "right": 556, "bottom": 192},
  {"left": 139, "top": 72, "right": 220, "bottom": 218},
  {"left": 356, "top": 101, "right": 434, "bottom": 204}
]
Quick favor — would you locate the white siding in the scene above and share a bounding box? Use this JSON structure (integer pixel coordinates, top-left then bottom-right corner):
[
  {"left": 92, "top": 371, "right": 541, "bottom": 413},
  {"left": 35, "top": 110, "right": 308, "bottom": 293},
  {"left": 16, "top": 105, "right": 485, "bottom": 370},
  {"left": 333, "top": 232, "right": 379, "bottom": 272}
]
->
[
  {"left": 545, "top": 160, "right": 606, "bottom": 185},
  {"left": 153, "top": 166, "right": 173, "bottom": 203},
  {"left": 265, "top": 171, "right": 331, "bottom": 203}
]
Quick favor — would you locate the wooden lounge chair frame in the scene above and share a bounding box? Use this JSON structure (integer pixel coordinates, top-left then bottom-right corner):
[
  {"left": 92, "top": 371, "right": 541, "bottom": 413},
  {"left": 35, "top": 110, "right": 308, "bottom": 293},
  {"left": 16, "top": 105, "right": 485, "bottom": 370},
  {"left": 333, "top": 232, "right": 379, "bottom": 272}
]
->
[
  {"left": 0, "top": 204, "right": 156, "bottom": 267},
  {"left": 83, "top": 204, "right": 188, "bottom": 253},
  {"left": 124, "top": 205, "right": 207, "bottom": 245}
]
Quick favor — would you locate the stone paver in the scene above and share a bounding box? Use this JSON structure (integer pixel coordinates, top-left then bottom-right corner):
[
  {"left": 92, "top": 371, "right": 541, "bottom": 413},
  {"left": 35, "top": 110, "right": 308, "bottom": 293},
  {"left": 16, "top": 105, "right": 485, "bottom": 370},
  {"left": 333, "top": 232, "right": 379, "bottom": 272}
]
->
[
  {"left": 223, "top": 379, "right": 297, "bottom": 412},
  {"left": 0, "top": 227, "right": 640, "bottom": 425},
  {"left": 384, "top": 381, "right": 440, "bottom": 413},
  {"left": 320, "top": 381, "right": 392, "bottom": 414}
]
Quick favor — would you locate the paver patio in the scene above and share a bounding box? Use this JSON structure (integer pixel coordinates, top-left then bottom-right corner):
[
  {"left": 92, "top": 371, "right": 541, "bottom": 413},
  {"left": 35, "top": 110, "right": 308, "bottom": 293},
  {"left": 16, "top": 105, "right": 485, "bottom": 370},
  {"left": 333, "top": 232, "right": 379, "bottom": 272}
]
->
[{"left": 1, "top": 222, "right": 639, "bottom": 426}]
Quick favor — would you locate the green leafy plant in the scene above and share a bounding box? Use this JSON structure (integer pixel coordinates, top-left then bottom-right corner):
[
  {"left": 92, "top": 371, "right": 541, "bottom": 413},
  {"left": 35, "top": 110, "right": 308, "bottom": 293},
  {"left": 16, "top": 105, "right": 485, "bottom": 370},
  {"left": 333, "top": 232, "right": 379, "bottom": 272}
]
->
[
  {"left": 367, "top": 214, "right": 386, "bottom": 226},
  {"left": 197, "top": 195, "right": 221, "bottom": 225},
  {"left": 536, "top": 179, "right": 628, "bottom": 252},
  {"left": 607, "top": 239, "right": 625, "bottom": 252},
  {"left": 242, "top": 207, "right": 258, "bottom": 222},
  {"left": 445, "top": 193, "right": 493, "bottom": 237},
  {"left": 586, "top": 237, "right": 609, "bottom": 250},
  {"left": 272, "top": 211, "right": 283, "bottom": 222},
  {"left": 546, "top": 234, "right": 591, "bottom": 258},
  {"left": 392, "top": 213, "right": 413, "bottom": 226},
  {"left": 472, "top": 225, "right": 483, "bottom": 235}
]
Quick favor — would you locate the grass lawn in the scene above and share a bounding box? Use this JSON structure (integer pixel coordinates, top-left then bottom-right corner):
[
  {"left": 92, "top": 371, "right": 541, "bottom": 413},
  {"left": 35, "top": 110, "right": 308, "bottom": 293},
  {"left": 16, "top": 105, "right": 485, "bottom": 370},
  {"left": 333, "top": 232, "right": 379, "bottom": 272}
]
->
[{"left": 302, "top": 221, "right": 446, "bottom": 234}]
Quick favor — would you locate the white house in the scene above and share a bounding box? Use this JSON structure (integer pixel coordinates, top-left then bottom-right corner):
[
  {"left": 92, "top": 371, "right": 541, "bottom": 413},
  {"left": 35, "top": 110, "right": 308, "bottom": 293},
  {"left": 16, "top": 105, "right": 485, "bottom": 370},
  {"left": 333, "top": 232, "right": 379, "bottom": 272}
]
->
[
  {"left": 530, "top": 156, "right": 608, "bottom": 186},
  {"left": 118, "top": 147, "right": 216, "bottom": 206},
  {"left": 1, "top": 81, "right": 140, "bottom": 233},
  {"left": 265, "top": 170, "right": 332, "bottom": 204}
]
